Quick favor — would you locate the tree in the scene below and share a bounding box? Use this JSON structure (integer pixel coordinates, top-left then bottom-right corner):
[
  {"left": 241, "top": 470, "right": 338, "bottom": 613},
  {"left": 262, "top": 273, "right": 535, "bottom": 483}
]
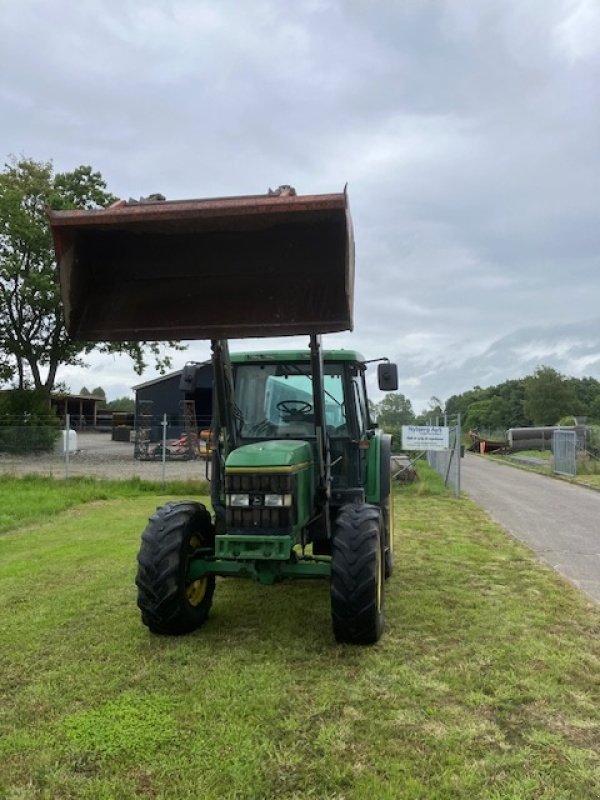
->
[
  {"left": 0, "top": 157, "right": 184, "bottom": 401},
  {"left": 568, "top": 376, "right": 600, "bottom": 418},
  {"left": 0, "top": 388, "right": 59, "bottom": 453},
  {"left": 464, "top": 396, "right": 509, "bottom": 432},
  {"left": 415, "top": 396, "right": 444, "bottom": 424},
  {"left": 464, "top": 399, "right": 492, "bottom": 431},
  {"left": 587, "top": 395, "right": 600, "bottom": 423},
  {"left": 79, "top": 386, "right": 90, "bottom": 396},
  {"left": 375, "top": 392, "right": 415, "bottom": 435},
  {"left": 91, "top": 386, "right": 107, "bottom": 403},
  {"left": 106, "top": 396, "right": 136, "bottom": 412},
  {"left": 524, "top": 366, "right": 577, "bottom": 425}
]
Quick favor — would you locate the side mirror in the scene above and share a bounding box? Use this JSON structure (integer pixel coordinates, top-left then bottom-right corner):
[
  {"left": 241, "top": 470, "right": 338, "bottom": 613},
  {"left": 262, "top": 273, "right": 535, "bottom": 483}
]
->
[{"left": 378, "top": 362, "right": 398, "bottom": 391}]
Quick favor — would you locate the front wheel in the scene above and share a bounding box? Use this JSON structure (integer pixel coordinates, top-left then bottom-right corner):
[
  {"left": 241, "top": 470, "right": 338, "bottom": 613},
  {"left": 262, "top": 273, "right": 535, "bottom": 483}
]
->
[
  {"left": 135, "top": 501, "right": 215, "bottom": 635},
  {"left": 330, "top": 503, "right": 385, "bottom": 644}
]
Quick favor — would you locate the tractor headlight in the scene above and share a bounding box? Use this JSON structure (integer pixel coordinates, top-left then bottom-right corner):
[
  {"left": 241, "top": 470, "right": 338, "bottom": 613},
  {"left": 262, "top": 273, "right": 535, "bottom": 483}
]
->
[
  {"left": 264, "top": 493, "right": 293, "bottom": 507},
  {"left": 227, "top": 493, "right": 250, "bottom": 507}
]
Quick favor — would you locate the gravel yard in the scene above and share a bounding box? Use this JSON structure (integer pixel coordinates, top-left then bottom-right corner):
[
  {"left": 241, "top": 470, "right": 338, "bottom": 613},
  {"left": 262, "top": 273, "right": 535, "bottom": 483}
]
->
[{"left": 0, "top": 432, "right": 210, "bottom": 481}]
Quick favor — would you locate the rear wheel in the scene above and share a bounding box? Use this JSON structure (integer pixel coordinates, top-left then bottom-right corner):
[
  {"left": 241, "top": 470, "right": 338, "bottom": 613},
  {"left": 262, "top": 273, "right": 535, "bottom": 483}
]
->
[
  {"left": 136, "top": 501, "right": 215, "bottom": 635},
  {"left": 330, "top": 503, "right": 385, "bottom": 644}
]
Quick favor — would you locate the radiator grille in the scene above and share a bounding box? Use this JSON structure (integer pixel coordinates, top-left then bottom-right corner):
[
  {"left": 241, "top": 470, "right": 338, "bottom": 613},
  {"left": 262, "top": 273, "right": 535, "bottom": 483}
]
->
[
  {"left": 225, "top": 472, "right": 295, "bottom": 531},
  {"left": 225, "top": 473, "right": 293, "bottom": 492}
]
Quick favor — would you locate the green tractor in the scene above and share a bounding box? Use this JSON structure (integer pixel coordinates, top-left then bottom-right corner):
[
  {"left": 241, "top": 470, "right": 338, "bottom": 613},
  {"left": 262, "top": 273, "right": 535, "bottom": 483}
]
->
[{"left": 48, "top": 187, "right": 398, "bottom": 644}]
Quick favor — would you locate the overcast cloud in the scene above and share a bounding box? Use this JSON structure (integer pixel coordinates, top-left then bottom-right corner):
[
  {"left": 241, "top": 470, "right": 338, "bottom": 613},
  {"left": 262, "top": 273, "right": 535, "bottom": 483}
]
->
[{"left": 1, "top": 0, "right": 599, "bottom": 411}]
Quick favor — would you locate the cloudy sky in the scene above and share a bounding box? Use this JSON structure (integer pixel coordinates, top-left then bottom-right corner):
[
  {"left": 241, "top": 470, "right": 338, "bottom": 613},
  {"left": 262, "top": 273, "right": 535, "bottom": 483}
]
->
[{"left": 2, "top": 0, "right": 599, "bottom": 412}]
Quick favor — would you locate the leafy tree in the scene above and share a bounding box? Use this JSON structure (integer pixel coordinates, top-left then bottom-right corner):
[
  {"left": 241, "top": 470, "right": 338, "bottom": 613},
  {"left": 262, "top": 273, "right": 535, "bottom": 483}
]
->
[
  {"left": 500, "top": 380, "right": 528, "bottom": 427},
  {"left": 375, "top": 392, "right": 415, "bottom": 436},
  {"left": 589, "top": 395, "right": 600, "bottom": 423},
  {"left": 0, "top": 157, "right": 184, "bottom": 402},
  {"left": 415, "top": 396, "right": 444, "bottom": 424},
  {"left": 106, "top": 396, "right": 135, "bottom": 412},
  {"left": 487, "top": 395, "right": 511, "bottom": 430},
  {"left": 79, "top": 386, "right": 90, "bottom": 396},
  {"left": 568, "top": 376, "right": 600, "bottom": 418},
  {"left": 0, "top": 389, "right": 59, "bottom": 453},
  {"left": 446, "top": 388, "right": 483, "bottom": 421},
  {"left": 464, "top": 399, "right": 493, "bottom": 431},
  {"left": 524, "top": 366, "right": 577, "bottom": 426},
  {"left": 91, "top": 386, "right": 107, "bottom": 402},
  {"left": 464, "top": 396, "right": 509, "bottom": 432}
]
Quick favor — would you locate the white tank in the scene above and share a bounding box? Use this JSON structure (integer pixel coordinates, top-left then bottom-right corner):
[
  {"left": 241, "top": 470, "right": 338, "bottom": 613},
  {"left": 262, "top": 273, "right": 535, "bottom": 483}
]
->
[{"left": 55, "top": 429, "right": 78, "bottom": 454}]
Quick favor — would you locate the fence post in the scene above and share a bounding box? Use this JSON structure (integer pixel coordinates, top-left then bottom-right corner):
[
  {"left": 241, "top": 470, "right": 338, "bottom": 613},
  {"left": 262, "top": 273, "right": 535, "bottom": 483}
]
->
[
  {"left": 456, "top": 413, "right": 461, "bottom": 498},
  {"left": 65, "top": 412, "right": 70, "bottom": 479},
  {"left": 161, "top": 413, "right": 168, "bottom": 487}
]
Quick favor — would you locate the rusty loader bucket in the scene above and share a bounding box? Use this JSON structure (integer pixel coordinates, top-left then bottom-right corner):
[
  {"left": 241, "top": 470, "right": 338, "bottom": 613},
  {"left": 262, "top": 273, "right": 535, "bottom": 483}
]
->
[{"left": 48, "top": 190, "right": 354, "bottom": 342}]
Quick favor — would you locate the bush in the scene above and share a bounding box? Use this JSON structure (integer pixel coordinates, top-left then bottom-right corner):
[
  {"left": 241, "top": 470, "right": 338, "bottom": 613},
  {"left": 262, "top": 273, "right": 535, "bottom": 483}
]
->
[
  {"left": 587, "top": 425, "right": 600, "bottom": 458},
  {"left": 0, "top": 390, "right": 60, "bottom": 453}
]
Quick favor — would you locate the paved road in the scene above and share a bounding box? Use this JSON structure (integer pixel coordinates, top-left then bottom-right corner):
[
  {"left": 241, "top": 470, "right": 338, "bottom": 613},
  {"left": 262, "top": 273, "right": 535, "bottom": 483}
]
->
[{"left": 461, "top": 453, "right": 600, "bottom": 604}]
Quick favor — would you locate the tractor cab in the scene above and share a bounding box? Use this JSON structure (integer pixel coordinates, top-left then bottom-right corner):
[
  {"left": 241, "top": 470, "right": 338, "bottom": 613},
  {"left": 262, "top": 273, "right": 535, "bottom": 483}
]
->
[{"left": 228, "top": 349, "right": 370, "bottom": 497}]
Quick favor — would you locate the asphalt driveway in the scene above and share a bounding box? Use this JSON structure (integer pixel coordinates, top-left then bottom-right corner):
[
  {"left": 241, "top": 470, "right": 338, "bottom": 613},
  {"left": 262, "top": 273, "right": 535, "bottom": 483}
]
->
[{"left": 461, "top": 453, "right": 600, "bottom": 604}]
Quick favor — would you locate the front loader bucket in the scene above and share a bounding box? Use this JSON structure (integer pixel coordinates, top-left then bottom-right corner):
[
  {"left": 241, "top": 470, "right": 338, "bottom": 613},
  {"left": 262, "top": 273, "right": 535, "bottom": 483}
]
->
[{"left": 48, "top": 190, "right": 354, "bottom": 342}]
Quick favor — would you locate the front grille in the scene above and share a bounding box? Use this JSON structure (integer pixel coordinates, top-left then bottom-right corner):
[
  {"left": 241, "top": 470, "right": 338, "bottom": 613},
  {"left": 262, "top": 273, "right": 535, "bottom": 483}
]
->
[
  {"left": 225, "top": 473, "right": 293, "bottom": 492},
  {"left": 225, "top": 472, "right": 295, "bottom": 531},
  {"left": 226, "top": 506, "right": 293, "bottom": 530}
]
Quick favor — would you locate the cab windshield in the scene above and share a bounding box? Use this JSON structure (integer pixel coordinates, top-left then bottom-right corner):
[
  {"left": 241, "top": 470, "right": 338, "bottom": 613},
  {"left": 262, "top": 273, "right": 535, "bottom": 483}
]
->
[{"left": 233, "top": 362, "right": 348, "bottom": 439}]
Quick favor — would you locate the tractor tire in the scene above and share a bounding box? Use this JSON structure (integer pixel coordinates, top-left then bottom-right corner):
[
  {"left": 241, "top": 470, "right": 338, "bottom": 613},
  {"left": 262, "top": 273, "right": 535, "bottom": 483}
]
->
[
  {"left": 135, "top": 501, "right": 215, "bottom": 635},
  {"left": 330, "top": 503, "right": 385, "bottom": 645}
]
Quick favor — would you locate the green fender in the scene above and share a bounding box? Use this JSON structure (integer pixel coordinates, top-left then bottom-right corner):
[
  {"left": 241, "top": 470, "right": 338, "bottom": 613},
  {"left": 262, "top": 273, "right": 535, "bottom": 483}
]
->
[{"left": 366, "top": 431, "right": 392, "bottom": 505}]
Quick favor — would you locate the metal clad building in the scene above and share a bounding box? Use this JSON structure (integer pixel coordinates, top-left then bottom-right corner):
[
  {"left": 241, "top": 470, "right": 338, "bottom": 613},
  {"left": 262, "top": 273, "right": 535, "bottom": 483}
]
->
[{"left": 133, "top": 362, "right": 213, "bottom": 441}]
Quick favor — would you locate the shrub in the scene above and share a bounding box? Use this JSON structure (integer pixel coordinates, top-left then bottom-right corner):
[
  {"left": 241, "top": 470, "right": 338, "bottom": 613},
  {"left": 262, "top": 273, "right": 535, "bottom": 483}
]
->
[{"left": 0, "top": 390, "right": 60, "bottom": 453}]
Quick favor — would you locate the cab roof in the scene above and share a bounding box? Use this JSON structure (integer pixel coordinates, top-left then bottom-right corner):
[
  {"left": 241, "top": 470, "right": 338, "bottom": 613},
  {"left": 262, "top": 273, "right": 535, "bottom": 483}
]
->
[{"left": 230, "top": 349, "right": 365, "bottom": 363}]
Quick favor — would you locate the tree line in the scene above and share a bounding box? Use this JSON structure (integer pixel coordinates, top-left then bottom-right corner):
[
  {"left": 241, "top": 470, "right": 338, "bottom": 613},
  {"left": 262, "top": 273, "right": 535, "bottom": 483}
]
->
[
  {"left": 78, "top": 387, "right": 135, "bottom": 412},
  {"left": 374, "top": 366, "right": 600, "bottom": 440}
]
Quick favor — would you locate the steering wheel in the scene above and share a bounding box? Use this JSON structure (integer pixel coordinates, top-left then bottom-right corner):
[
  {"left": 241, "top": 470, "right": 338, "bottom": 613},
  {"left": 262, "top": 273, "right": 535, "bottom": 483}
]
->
[{"left": 276, "top": 400, "right": 313, "bottom": 416}]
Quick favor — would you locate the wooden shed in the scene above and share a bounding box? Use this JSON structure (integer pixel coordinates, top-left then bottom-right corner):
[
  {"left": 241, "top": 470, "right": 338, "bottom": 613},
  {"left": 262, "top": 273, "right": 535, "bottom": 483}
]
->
[{"left": 50, "top": 393, "right": 104, "bottom": 429}]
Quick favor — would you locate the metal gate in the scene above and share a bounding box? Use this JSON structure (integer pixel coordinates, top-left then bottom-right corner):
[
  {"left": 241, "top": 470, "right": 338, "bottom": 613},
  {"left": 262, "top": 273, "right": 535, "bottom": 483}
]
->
[{"left": 553, "top": 430, "right": 576, "bottom": 477}]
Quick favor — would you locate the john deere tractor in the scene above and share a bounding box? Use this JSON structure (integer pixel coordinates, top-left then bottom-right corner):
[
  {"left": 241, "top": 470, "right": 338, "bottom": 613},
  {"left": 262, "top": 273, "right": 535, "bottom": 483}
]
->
[{"left": 48, "top": 187, "right": 398, "bottom": 644}]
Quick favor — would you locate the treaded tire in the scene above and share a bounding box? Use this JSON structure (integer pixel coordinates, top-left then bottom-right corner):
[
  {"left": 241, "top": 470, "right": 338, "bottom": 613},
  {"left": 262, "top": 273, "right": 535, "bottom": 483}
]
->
[
  {"left": 330, "top": 503, "right": 385, "bottom": 645},
  {"left": 136, "top": 501, "right": 215, "bottom": 635}
]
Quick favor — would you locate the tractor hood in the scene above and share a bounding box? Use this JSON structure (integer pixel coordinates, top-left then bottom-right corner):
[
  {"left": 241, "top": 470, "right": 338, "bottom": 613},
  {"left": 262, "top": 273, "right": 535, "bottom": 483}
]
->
[
  {"left": 47, "top": 189, "right": 354, "bottom": 342},
  {"left": 225, "top": 440, "right": 312, "bottom": 472}
]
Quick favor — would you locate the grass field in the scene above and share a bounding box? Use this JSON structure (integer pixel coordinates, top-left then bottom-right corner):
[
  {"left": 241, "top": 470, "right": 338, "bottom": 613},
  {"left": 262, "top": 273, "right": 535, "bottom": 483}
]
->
[
  {"left": 1, "top": 470, "right": 599, "bottom": 799},
  {"left": 490, "top": 452, "right": 600, "bottom": 491}
]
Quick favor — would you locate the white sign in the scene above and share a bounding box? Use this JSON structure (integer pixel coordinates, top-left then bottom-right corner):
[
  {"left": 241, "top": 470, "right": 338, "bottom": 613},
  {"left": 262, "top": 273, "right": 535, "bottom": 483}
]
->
[{"left": 402, "top": 425, "right": 450, "bottom": 451}]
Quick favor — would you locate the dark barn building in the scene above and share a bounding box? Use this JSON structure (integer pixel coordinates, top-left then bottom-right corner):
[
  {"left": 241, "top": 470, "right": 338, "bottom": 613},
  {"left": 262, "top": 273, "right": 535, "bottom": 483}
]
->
[{"left": 133, "top": 362, "right": 213, "bottom": 442}]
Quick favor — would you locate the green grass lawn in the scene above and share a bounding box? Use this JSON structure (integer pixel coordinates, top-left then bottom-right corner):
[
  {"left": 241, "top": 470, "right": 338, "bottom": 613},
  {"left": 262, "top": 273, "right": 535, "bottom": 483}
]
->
[
  {"left": 509, "top": 449, "right": 553, "bottom": 461},
  {"left": 489, "top": 452, "right": 600, "bottom": 491},
  {"left": 0, "top": 474, "right": 210, "bottom": 533},
  {"left": 1, "top": 473, "right": 599, "bottom": 799},
  {"left": 577, "top": 474, "right": 600, "bottom": 489}
]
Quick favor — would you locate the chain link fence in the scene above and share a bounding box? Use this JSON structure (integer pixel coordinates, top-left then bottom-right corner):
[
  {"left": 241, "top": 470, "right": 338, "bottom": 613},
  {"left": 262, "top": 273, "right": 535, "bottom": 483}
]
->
[
  {"left": 552, "top": 429, "right": 577, "bottom": 477},
  {"left": 426, "top": 414, "right": 462, "bottom": 497},
  {"left": 0, "top": 413, "right": 211, "bottom": 483}
]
